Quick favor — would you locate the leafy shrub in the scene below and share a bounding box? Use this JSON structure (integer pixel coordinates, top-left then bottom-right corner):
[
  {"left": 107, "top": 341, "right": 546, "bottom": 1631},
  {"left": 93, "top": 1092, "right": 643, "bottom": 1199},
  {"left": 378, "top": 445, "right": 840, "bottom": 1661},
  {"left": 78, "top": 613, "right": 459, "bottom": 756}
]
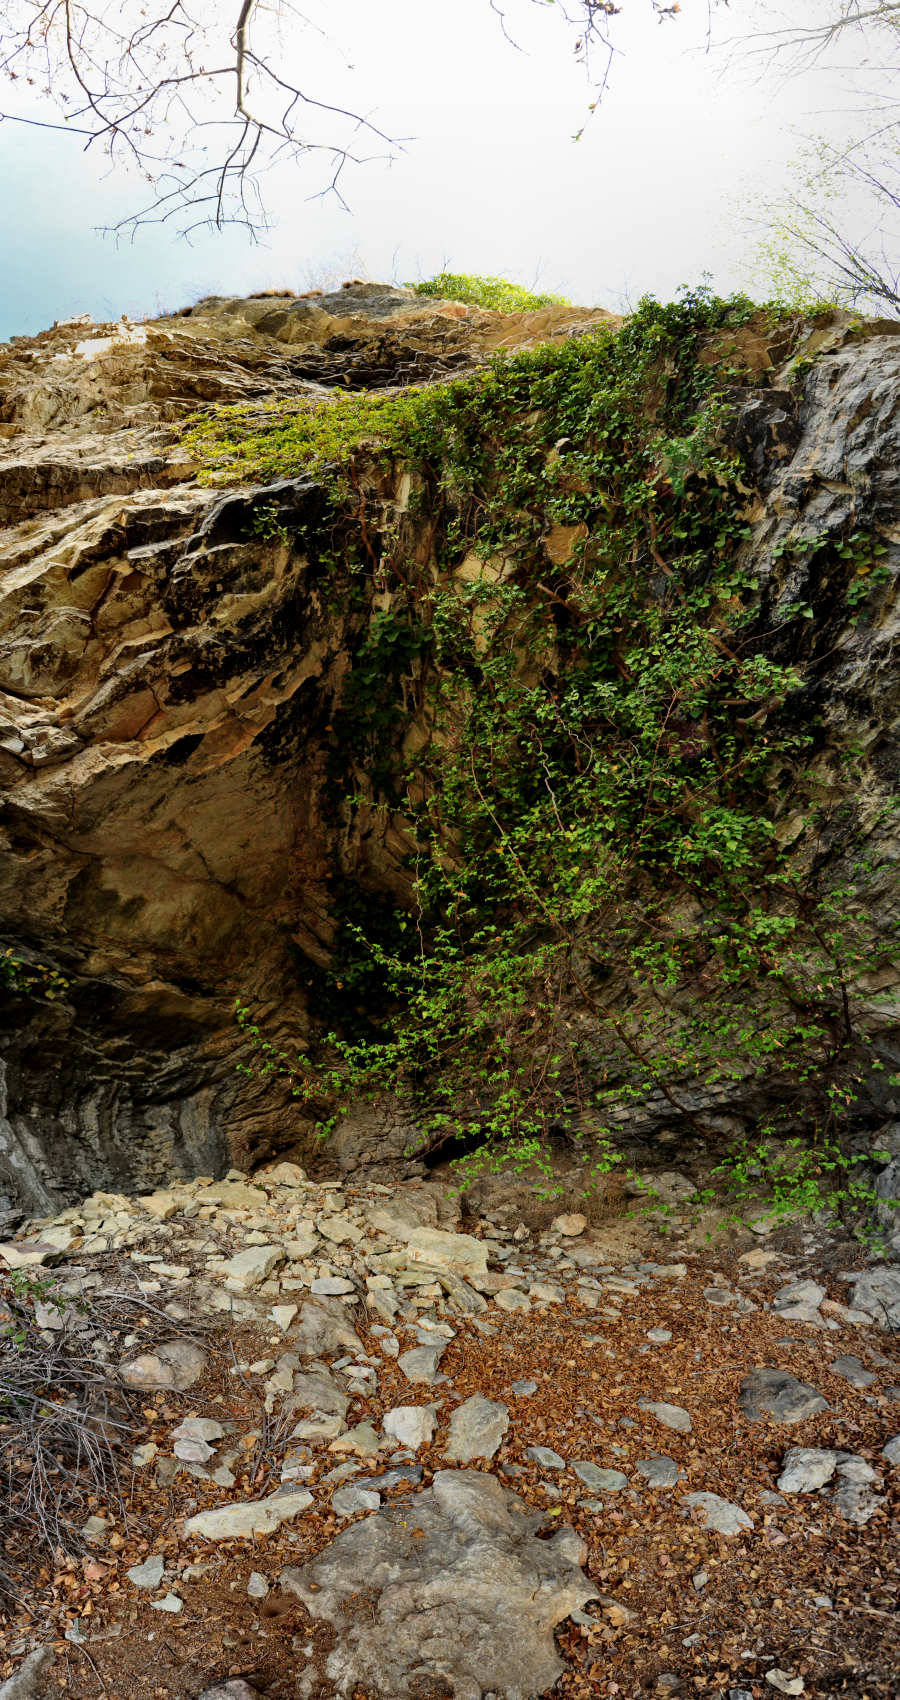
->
[
  {"left": 410, "top": 272, "right": 571, "bottom": 311},
  {"left": 225, "top": 287, "right": 897, "bottom": 1225}
]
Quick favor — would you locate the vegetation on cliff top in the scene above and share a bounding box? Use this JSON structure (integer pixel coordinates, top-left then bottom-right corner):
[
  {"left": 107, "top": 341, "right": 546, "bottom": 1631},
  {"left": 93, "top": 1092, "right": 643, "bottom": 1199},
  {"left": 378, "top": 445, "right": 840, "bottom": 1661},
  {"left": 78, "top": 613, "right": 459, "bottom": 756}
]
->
[{"left": 218, "top": 289, "right": 897, "bottom": 1228}]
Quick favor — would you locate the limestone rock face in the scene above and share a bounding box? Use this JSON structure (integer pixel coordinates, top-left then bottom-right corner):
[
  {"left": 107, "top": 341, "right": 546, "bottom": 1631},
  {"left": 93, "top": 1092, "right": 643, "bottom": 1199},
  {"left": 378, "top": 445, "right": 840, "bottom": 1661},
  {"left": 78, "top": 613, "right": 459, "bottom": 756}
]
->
[{"left": 0, "top": 295, "right": 898, "bottom": 1215}]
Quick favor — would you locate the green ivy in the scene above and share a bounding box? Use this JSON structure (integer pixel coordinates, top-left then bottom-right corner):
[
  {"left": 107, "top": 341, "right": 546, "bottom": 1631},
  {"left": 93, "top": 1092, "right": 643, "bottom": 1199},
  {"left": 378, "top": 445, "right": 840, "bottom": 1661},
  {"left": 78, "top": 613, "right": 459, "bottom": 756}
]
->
[{"left": 226, "top": 288, "right": 896, "bottom": 1232}]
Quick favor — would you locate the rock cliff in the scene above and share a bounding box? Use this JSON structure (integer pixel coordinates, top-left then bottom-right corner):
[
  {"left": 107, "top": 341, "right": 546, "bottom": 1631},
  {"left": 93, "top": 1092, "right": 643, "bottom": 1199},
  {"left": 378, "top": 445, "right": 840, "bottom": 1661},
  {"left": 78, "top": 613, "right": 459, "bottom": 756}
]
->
[{"left": 0, "top": 284, "right": 897, "bottom": 1218}]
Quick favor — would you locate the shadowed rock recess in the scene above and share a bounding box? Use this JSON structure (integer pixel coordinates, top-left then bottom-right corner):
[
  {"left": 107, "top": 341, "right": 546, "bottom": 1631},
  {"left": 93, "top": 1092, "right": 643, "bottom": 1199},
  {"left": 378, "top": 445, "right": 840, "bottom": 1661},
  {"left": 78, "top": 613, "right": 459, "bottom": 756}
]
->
[{"left": 0, "top": 284, "right": 898, "bottom": 1217}]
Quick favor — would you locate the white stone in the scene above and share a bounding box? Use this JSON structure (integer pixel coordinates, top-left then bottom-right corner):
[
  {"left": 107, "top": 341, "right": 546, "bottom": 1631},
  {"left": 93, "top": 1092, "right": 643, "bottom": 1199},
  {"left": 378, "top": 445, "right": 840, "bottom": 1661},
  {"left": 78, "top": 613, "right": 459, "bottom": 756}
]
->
[
  {"left": 551, "top": 1213, "right": 587, "bottom": 1237},
  {"left": 271, "top": 1304, "right": 299, "bottom": 1331},
  {"left": 382, "top": 1405, "right": 438, "bottom": 1449},
  {"left": 682, "top": 1492, "right": 753, "bottom": 1535},
  {"left": 403, "top": 1227, "right": 490, "bottom": 1280},
  {"left": 221, "top": 1246, "right": 283, "bottom": 1289},
  {"left": 185, "top": 1487, "right": 313, "bottom": 1540},
  {"left": 127, "top": 1553, "right": 165, "bottom": 1590}
]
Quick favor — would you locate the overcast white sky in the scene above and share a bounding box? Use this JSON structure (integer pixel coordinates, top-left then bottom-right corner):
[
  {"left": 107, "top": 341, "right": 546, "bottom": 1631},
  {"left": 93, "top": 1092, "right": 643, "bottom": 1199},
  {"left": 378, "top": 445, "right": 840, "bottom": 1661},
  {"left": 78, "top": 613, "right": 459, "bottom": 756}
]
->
[{"left": 0, "top": 1, "right": 881, "bottom": 338}]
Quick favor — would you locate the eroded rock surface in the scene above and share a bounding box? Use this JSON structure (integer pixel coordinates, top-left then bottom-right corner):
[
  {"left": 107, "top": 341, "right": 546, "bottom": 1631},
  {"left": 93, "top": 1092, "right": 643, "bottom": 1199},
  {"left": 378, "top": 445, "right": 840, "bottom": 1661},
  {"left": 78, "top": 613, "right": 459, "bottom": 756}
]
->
[
  {"left": 0, "top": 295, "right": 898, "bottom": 1217},
  {"left": 280, "top": 1468, "right": 595, "bottom": 1700}
]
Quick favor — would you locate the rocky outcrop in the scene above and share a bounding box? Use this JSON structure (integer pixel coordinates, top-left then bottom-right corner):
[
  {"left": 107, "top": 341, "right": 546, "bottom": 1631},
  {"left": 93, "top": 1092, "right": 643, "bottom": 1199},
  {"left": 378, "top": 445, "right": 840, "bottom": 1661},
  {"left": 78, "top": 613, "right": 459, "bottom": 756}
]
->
[{"left": 0, "top": 288, "right": 898, "bottom": 1216}]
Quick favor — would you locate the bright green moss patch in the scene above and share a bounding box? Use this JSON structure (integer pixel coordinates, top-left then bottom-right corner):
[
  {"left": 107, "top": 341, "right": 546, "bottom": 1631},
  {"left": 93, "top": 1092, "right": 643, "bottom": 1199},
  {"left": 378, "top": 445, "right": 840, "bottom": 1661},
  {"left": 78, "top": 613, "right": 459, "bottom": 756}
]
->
[{"left": 409, "top": 272, "right": 571, "bottom": 311}]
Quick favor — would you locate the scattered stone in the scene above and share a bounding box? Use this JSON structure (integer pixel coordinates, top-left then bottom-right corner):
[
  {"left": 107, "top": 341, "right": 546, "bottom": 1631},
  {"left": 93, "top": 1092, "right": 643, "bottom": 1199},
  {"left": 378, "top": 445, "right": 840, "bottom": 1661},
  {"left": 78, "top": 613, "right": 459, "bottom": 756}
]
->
[
  {"left": 682, "top": 1492, "right": 753, "bottom": 1535},
  {"left": 222, "top": 1246, "right": 283, "bottom": 1290},
  {"left": 330, "top": 1421, "right": 381, "bottom": 1457},
  {"left": 261, "top": 1161, "right": 307, "bottom": 1187},
  {"left": 844, "top": 1266, "right": 900, "bottom": 1327},
  {"left": 829, "top": 1355, "right": 875, "bottom": 1389},
  {"left": 172, "top": 1416, "right": 224, "bottom": 1444},
  {"left": 311, "top": 1276, "right": 356, "bottom": 1296},
  {"left": 444, "top": 1394, "right": 509, "bottom": 1463},
  {"left": 646, "top": 1328, "right": 672, "bottom": 1344},
  {"left": 773, "top": 1281, "right": 825, "bottom": 1310},
  {"left": 529, "top": 1282, "right": 564, "bottom": 1304},
  {"left": 174, "top": 1436, "right": 215, "bottom": 1463},
  {"left": 247, "top": 1571, "right": 269, "bottom": 1599},
  {"left": 638, "top": 1399, "right": 691, "bottom": 1434},
  {"left": 403, "top": 1227, "right": 490, "bottom": 1280},
  {"left": 127, "top": 1553, "right": 165, "bottom": 1591},
  {"left": 319, "top": 1215, "right": 364, "bottom": 1246},
  {"left": 0, "top": 1651, "right": 54, "bottom": 1700},
  {"left": 185, "top": 1487, "right": 313, "bottom": 1540},
  {"left": 333, "top": 1484, "right": 381, "bottom": 1517},
  {"left": 271, "top": 1304, "right": 299, "bottom": 1331},
  {"left": 294, "top": 1298, "right": 363, "bottom": 1358},
  {"left": 359, "top": 1466, "right": 424, "bottom": 1492},
  {"left": 636, "top": 1456, "right": 681, "bottom": 1487},
  {"left": 280, "top": 1469, "right": 594, "bottom": 1699},
  {"left": 739, "top": 1368, "right": 828, "bottom": 1424},
  {"left": 495, "top": 1288, "right": 531, "bottom": 1314},
  {"left": 777, "top": 1448, "right": 840, "bottom": 1494},
  {"left": 132, "top": 1442, "right": 158, "bottom": 1469},
  {"left": 765, "top": 1671, "right": 804, "bottom": 1695},
  {"left": 572, "top": 1461, "right": 628, "bottom": 1492},
  {"left": 150, "top": 1593, "right": 183, "bottom": 1613},
  {"left": 704, "top": 1287, "right": 736, "bottom": 1307},
  {"left": 119, "top": 1339, "right": 207, "bottom": 1390},
  {"left": 139, "top": 1193, "right": 179, "bottom": 1221},
  {"left": 397, "top": 1343, "right": 446, "bottom": 1384},
  {"left": 289, "top": 1369, "right": 350, "bottom": 1440},
  {"left": 827, "top": 1457, "right": 884, "bottom": 1525},
  {"left": 526, "top": 1446, "right": 567, "bottom": 1470},
  {"left": 882, "top": 1434, "right": 900, "bottom": 1465},
  {"left": 739, "top": 1249, "right": 782, "bottom": 1269},
  {"left": 512, "top": 1379, "right": 538, "bottom": 1396},
  {"left": 285, "top": 1232, "right": 319, "bottom": 1260},
  {"left": 382, "top": 1405, "right": 438, "bottom": 1449},
  {"left": 551, "top": 1213, "right": 587, "bottom": 1237}
]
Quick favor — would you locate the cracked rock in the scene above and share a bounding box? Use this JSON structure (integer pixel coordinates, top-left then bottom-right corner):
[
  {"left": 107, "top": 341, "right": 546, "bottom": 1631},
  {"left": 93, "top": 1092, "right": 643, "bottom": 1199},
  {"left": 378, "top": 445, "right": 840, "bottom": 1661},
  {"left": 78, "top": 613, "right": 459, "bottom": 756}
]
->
[
  {"left": 280, "top": 1468, "right": 594, "bottom": 1699},
  {"left": 444, "top": 1395, "right": 510, "bottom": 1463}
]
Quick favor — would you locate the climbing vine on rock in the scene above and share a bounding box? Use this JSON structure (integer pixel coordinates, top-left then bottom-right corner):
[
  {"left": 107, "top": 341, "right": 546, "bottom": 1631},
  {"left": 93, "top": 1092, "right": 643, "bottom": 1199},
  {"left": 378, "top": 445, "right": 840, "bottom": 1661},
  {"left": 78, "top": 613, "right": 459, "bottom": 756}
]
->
[{"left": 218, "top": 290, "right": 897, "bottom": 1214}]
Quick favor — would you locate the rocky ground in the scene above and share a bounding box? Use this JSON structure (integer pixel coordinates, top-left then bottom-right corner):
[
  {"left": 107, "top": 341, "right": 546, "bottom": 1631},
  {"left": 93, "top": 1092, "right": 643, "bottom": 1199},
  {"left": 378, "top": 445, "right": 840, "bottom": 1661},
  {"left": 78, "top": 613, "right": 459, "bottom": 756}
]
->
[{"left": 0, "top": 1162, "right": 897, "bottom": 1700}]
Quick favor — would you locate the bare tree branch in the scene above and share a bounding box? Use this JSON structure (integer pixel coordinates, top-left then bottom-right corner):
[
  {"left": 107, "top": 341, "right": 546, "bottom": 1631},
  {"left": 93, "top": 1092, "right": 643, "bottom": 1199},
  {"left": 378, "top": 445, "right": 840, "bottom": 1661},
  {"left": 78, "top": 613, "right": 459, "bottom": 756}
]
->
[{"left": 0, "top": 1, "right": 687, "bottom": 234}]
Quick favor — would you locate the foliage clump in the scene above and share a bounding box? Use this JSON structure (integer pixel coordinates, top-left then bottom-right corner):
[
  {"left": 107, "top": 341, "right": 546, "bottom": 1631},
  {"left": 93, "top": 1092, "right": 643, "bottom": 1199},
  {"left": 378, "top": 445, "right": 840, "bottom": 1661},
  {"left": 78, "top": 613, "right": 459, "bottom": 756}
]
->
[
  {"left": 410, "top": 272, "right": 572, "bottom": 311},
  {"left": 218, "top": 288, "right": 896, "bottom": 1227}
]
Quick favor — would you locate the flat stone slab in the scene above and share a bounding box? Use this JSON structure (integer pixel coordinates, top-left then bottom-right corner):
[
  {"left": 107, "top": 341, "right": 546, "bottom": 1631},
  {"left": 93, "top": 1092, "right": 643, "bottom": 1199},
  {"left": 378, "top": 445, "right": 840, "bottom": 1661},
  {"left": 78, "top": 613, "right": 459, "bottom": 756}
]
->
[
  {"left": 572, "top": 1461, "right": 628, "bottom": 1492},
  {"left": 444, "top": 1394, "right": 509, "bottom": 1463},
  {"left": 382, "top": 1405, "right": 438, "bottom": 1449},
  {"left": 777, "top": 1448, "right": 840, "bottom": 1494},
  {"left": 119, "top": 1340, "right": 207, "bottom": 1391},
  {"left": 829, "top": 1355, "right": 875, "bottom": 1389},
  {"left": 739, "top": 1368, "right": 829, "bottom": 1424},
  {"left": 185, "top": 1486, "right": 313, "bottom": 1540},
  {"left": 280, "top": 1469, "right": 594, "bottom": 1699},
  {"left": 638, "top": 1399, "right": 692, "bottom": 1433},
  {"left": 682, "top": 1492, "right": 753, "bottom": 1536},
  {"left": 222, "top": 1246, "right": 283, "bottom": 1289},
  {"left": 635, "top": 1456, "right": 681, "bottom": 1487},
  {"left": 403, "top": 1227, "right": 490, "bottom": 1281},
  {"left": 844, "top": 1266, "right": 900, "bottom": 1326},
  {"left": 293, "top": 1298, "right": 363, "bottom": 1358},
  {"left": 398, "top": 1343, "right": 446, "bottom": 1385}
]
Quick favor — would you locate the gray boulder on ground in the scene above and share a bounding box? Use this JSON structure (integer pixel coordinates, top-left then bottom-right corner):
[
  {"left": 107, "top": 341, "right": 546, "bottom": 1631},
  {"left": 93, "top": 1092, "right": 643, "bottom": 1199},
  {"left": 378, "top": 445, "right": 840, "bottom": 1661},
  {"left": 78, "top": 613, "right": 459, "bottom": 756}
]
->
[
  {"left": 280, "top": 1468, "right": 595, "bottom": 1699},
  {"left": 0, "top": 1649, "right": 54, "bottom": 1700},
  {"left": 739, "top": 1367, "right": 829, "bottom": 1424},
  {"left": 443, "top": 1394, "right": 509, "bottom": 1463}
]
